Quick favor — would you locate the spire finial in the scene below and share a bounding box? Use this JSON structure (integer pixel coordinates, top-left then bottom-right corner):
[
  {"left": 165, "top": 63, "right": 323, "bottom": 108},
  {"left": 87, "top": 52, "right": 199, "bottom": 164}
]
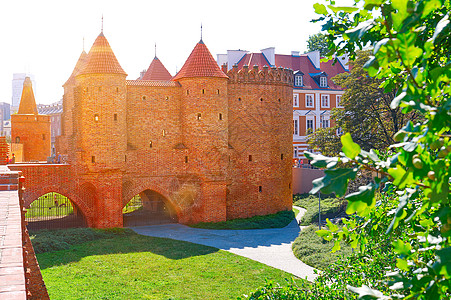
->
[
  {"left": 83, "top": 37, "right": 85, "bottom": 52},
  {"left": 155, "top": 43, "right": 157, "bottom": 58},
  {"left": 101, "top": 14, "right": 104, "bottom": 33},
  {"left": 200, "top": 23, "right": 203, "bottom": 42}
]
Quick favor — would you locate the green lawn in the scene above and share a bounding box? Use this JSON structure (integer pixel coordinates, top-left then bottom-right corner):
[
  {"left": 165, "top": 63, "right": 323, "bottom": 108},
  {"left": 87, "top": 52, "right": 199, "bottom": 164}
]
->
[{"left": 35, "top": 228, "right": 302, "bottom": 299}]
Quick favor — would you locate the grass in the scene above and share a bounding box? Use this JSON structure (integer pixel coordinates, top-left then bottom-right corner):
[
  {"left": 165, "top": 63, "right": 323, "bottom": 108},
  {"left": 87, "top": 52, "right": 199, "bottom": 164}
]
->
[
  {"left": 34, "top": 228, "right": 303, "bottom": 299},
  {"left": 189, "top": 210, "right": 295, "bottom": 229},
  {"left": 292, "top": 225, "right": 353, "bottom": 270},
  {"left": 293, "top": 194, "right": 344, "bottom": 226}
]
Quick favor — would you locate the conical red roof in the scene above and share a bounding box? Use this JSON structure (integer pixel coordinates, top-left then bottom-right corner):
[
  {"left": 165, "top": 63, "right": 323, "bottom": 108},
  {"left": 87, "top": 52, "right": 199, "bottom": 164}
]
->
[
  {"left": 172, "top": 40, "right": 228, "bottom": 81},
  {"left": 18, "top": 77, "right": 38, "bottom": 115},
  {"left": 79, "top": 32, "right": 126, "bottom": 76},
  {"left": 142, "top": 57, "right": 172, "bottom": 80},
  {"left": 64, "top": 50, "right": 88, "bottom": 85}
]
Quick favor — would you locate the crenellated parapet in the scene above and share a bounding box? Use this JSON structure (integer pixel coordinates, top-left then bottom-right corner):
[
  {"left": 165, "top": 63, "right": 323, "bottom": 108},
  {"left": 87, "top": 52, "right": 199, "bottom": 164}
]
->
[{"left": 227, "top": 64, "right": 293, "bottom": 85}]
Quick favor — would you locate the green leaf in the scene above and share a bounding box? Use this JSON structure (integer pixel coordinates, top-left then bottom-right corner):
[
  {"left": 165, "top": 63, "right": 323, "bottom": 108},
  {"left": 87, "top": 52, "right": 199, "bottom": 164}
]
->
[
  {"left": 388, "top": 165, "right": 415, "bottom": 189},
  {"left": 363, "top": 0, "right": 385, "bottom": 10},
  {"left": 392, "top": 239, "right": 412, "bottom": 255},
  {"left": 313, "top": 3, "right": 328, "bottom": 15},
  {"left": 345, "top": 183, "right": 376, "bottom": 215},
  {"left": 432, "top": 246, "right": 451, "bottom": 279},
  {"left": 341, "top": 133, "right": 361, "bottom": 159},
  {"left": 327, "top": 5, "right": 359, "bottom": 13},
  {"left": 304, "top": 151, "right": 339, "bottom": 169},
  {"left": 422, "top": 0, "right": 443, "bottom": 18},
  {"left": 310, "top": 168, "right": 358, "bottom": 197},
  {"left": 331, "top": 240, "right": 341, "bottom": 253},
  {"left": 396, "top": 258, "right": 409, "bottom": 271},
  {"left": 431, "top": 15, "right": 450, "bottom": 42},
  {"left": 347, "top": 284, "right": 386, "bottom": 299}
]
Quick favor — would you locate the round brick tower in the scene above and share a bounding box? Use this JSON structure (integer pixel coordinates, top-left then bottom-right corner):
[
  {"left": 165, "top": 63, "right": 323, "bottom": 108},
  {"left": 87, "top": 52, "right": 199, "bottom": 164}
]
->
[
  {"left": 173, "top": 39, "right": 229, "bottom": 222},
  {"left": 73, "top": 32, "right": 127, "bottom": 172}
]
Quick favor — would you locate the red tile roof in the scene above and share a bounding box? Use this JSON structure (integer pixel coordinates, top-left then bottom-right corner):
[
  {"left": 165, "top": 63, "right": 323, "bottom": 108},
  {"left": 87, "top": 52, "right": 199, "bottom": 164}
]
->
[
  {"left": 126, "top": 80, "right": 180, "bottom": 87},
  {"left": 234, "top": 52, "right": 347, "bottom": 90},
  {"left": 142, "top": 57, "right": 172, "bottom": 80},
  {"left": 173, "top": 41, "right": 228, "bottom": 81},
  {"left": 17, "top": 77, "right": 38, "bottom": 115},
  {"left": 79, "top": 32, "right": 126, "bottom": 76},
  {"left": 64, "top": 51, "right": 88, "bottom": 86}
]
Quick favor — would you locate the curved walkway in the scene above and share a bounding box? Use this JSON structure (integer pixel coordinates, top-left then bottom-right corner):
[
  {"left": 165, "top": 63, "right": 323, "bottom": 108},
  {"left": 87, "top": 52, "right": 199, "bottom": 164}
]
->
[{"left": 131, "top": 207, "right": 318, "bottom": 281}]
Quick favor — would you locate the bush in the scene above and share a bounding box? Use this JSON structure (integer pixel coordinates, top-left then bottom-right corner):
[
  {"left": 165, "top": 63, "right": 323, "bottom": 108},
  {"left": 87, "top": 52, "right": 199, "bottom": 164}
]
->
[
  {"left": 190, "top": 210, "right": 295, "bottom": 230},
  {"left": 30, "top": 227, "right": 135, "bottom": 254},
  {"left": 292, "top": 225, "right": 352, "bottom": 270},
  {"left": 293, "top": 194, "right": 344, "bottom": 226}
]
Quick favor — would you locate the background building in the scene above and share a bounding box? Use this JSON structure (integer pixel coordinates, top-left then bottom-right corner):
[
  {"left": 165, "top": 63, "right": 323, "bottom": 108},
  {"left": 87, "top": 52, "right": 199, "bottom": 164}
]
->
[
  {"left": 218, "top": 48, "right": 349, "bottom": 163},
  {"left": 37, "top": 100, "right": 63, "bottom": 155}
]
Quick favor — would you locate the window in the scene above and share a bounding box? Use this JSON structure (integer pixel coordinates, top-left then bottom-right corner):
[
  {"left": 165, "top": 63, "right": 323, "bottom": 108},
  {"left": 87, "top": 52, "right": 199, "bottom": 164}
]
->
[
  {"left": 294, "top": 75, "right": 303, "bottom": 86},
  {"left": 249, "top": 155, "right": 253, "bottom": 162},
  {"left": 149, "top": 141, "right": 153, "bottom": 148},
  {"left": 42, "top": 134, "right": 45, "bottom": 140},
  {"left": 116, "top": 87, "right": 119, "bottom": 92},
  {"left": 281, "top": 154, "right": 284, "bottom": 160},
  {"left": 305, "top": 94, "right": 314, "bottom": 108},
  {"left": 165, "top": 96, "right": 169, "bottom": 100},
  {"left": 259, "top": 186, "right": 262, "bottom": 193},
  {"left": 217, "top": 89, "right": 220, "bottom": 94},
  {"left": 306, "top": 119, "right": 314, "bottom": 134},
  {"left": 91, "top": 156, "right": 95, "bottom": 163},
  {"left": 94, "top": 114, "right": 99, "bottom": 122},
  {"left": 186, "top": 90, "right": 189, "bottom": 95},
  {"left": 202, "top": 89, "right": 205, "bottom": 94},
  {"left": 321, "top": 95, "right": 330, "bottom": 108},
  {"left": 219, "top": 113, "right": 223, "bottom": 120},
  {"left": 293, "top": 94, "right": 299, "bottom": 107},
  {"left": 294, "top": 146, "right": 298, "bottom": 158},
  {"left": 320, "top": 76, "right": 327, "bottom": 87},
  {"left": 114, "top": 114, "right": 117, "bottom": 121},
  {"left": 185, "top": 156, "right": 188, "bottom": 163},
  {"left": 320, "top": 116, "right": 329, "bottom": 128},
  {"left": 336, "top": 95, "right": 343, "bottom": 108},
  {"left": 15, "top": 137, "right": 20, "bottom": 143},
  {"left": 197, "top": 113, "right": 201, "bottom": 120},
  {"left": 238, "top": 97, "right": 242, "bottom": 101},
  {"left": 162, "top": 129, "right": 166, "bottom": 137},
  {"left": 293, "top": 119, "right": 299, "bottom": 135},
  {"left": 142, "top": 96, "right": 146, "bottom": 100},
  {"left": 260, "top": 98, "right": 263, "bottom": 102}
]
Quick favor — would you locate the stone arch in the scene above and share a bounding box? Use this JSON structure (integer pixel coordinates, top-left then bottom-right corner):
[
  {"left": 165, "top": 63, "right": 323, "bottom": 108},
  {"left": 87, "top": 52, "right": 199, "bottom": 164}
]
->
[
  {"left": 122, "top": 180, "right": 181, "bottom": 219},
  {"left": 25, "top": 189, "right": 92, "bottom": 227}
]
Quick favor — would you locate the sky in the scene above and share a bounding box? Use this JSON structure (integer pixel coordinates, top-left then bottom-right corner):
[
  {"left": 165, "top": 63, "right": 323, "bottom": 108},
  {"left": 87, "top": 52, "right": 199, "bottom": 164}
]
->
[{"left": 0, "top": 0, "right": 346, "bottom": 105}]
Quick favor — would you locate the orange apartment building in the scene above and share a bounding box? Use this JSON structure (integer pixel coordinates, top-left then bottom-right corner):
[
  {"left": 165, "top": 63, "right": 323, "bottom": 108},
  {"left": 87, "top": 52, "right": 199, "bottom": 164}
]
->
[{"left": 218, "top": 48, "right": 349, "bottom": 164}]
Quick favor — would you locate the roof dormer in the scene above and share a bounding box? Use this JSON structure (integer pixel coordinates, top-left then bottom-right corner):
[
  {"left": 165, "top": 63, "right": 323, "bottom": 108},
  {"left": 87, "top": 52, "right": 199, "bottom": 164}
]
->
[
  {"left": 309, "top": 71, "right": 328, "bottom": 88},
  {"left": 293, "top": 70, "right": 304, "bottom": 87}
]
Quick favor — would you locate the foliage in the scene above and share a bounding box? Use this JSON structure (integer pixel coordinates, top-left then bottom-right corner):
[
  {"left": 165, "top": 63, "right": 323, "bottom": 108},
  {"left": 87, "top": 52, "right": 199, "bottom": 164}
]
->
[
  {"left": 306, "top": 33, "right": 330, "bottom": 56},
  {"left": 302, "top": 0, "right": 451, "bottom": 298},
  {"left": 190, "top": 210, "right": 295, "bottom": 230},
  {"left": 293, "top": 193, "right": 344, "bottom": 225},
  {"left": 30, "top": 227, "right": 133, "bottom": 254},
  {"left": 292, "top": 225, "right": 352, "bottom": 270},
  {"left": 35, "top": 229, "right": 303, "bottom": 299},
  {"left": 308, "top": 50, "right": 420, "bottom": 156}
]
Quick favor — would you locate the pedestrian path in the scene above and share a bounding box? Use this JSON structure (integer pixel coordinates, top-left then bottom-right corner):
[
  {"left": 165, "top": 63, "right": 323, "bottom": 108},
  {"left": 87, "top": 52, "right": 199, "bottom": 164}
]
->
[{"left": 131, "top": 207, "right": 319, "bottom": 281}]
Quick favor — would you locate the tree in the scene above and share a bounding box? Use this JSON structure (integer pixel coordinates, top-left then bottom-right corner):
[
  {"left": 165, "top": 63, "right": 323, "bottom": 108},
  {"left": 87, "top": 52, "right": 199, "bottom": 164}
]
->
[
  {"left": 305, "top": 33, "right": 329, "bottom": 56},
  {"left": 304, "top": 0, "right": 451, "bottom": 299},
  {"left": 308, "top": 50, "right": 420, "bottom": 156}
]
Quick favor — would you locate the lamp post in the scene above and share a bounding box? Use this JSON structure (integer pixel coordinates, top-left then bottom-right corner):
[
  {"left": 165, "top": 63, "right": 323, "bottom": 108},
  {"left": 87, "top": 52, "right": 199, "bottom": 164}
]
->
[{"left": 318, "top": 192, "right": 321, "bottom": 230}]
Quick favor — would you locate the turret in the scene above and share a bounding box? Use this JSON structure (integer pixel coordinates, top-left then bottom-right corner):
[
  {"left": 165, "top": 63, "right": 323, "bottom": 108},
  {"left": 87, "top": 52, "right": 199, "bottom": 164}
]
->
[
  {"left": 72, "top": 32, "right": 127, "bottom": 171},
  {"left": 173, "top": 39, "right": 229, "bottom": 179},
  {"left": 11, "top": 77, "right": 51, "bottom": 161}
]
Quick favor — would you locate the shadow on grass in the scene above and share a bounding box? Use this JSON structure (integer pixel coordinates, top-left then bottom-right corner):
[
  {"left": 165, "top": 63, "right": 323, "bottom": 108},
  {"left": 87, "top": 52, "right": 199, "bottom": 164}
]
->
[{"left": 32, "top": 228, "right": 219, "bottom": 270}]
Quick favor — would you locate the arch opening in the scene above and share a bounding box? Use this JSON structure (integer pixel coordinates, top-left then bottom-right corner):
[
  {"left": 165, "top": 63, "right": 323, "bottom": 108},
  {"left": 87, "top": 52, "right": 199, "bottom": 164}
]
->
[
  {"left": 123, "top": 189, "right": 178, "bottom": 227},
  {"left": 25, "top": 192, "right": 87, "bottom": 231}
]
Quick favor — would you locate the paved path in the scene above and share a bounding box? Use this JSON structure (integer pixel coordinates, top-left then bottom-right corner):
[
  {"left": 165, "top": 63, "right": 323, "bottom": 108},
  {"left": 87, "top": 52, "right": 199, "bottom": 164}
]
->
[{"left": 131, "top": 207, "right": 318, "bottom": 281}]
